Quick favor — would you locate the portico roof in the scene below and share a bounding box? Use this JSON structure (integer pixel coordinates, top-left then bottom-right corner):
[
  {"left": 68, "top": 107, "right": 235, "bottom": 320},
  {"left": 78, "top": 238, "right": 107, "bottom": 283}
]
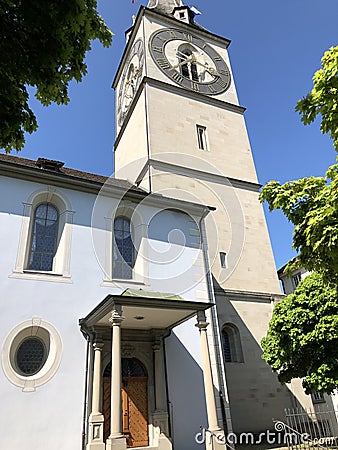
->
[{"left": 79, "top": 291, "right": 213, "bottom": 332}]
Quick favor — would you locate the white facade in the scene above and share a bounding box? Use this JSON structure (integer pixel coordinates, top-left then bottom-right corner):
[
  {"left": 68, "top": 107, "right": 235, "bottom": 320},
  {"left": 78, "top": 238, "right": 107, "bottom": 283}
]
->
[{"left": 0, "top": 157, "right": 223, "bottom": 449}]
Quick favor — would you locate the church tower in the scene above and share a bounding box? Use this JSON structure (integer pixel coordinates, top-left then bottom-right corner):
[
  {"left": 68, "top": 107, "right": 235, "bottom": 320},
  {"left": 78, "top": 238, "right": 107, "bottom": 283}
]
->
[{"left": 114, "top": 0, "right": 291, "bottom": 437}]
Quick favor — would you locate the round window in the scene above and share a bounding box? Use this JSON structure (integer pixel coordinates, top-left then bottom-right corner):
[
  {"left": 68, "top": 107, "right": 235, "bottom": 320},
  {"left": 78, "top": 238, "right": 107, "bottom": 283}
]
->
[
  {"left": 2, "top": 317, "right": 62, "bottom": 391},
  {"left": 16, "top": 337, "right": 46, "bottom": 376}
]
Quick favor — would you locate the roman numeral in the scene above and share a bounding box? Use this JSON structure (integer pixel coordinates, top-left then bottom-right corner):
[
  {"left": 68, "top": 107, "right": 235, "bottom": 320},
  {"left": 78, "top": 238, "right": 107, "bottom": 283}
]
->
[
  {"left": 183, "top": 33, "right": 193, "bottom": 43},
  {"left": 156, "top": 58, "right": 171, "bottom": 70},
  {"left": 208, "top": 85, "right": 216, "bottom": 93},
  {"left": 152, "top": 45, "right": 164, "bottom": 53},
  {"left": 213, "top": 56, "right": 222, "bottom": 62},
  {"left": 219, "top": 69, "right": 229, "bottom": 76},
  {"left": 167, "top": 30, "right": 177, "bottom": 39},
  {"left": 216, "top": 79, "right": 227, "bottom": 88},
  {"left": 171, "top": 71, "right": 184, "bottom": 83},
  {"left": 156, "top": 35, "right": 167, "bottom": 44},
  {"left": 191, "top": 82, "right": 200, "bottom": 92}
]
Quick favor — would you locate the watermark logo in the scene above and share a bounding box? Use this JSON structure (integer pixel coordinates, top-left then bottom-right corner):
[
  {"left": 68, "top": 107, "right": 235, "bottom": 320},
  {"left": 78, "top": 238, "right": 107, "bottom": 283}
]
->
[{"left": 195, "top": 422, "right": 311, "bottom": 446}]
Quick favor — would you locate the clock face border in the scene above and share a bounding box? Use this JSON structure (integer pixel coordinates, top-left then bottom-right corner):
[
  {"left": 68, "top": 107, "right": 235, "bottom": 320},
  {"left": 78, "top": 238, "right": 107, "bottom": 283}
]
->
[
  {"left": 149, "top": 28, "right": 231, "bottom": 95},
  {"left": 117, "top": 38, "right": 145, "bottom": 126}
]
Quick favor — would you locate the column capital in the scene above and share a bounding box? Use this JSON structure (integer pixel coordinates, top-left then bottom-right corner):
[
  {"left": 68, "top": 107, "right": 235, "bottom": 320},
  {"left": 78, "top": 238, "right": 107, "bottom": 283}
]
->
[
  {"left": 152, "top": 336, "right": 162, "bottom": 352},
  {"left": 152, "top": 343, "right": 161, "bottom": 352},
  {"left": 195, "top": 321, "right": 209, "bottom": 331},
  {"left": 109, "top": 306, "right": 124, "bottom": 326},
  {"left": 196, "top": 311, "right": 209, "bottom": 331},
  {"left": 93, "top": 341, "right": 104, "bottom": 351}
]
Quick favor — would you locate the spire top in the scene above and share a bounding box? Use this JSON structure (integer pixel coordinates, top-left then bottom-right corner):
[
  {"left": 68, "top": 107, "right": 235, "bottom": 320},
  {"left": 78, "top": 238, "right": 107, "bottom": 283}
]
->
[{"left": 147, "top": 0, "right": 183, "bottom": 16}]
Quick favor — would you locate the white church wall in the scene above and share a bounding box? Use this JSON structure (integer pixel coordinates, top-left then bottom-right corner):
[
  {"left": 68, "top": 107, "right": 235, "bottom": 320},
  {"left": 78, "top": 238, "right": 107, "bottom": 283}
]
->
[{"left": 0, "top": 170, "right": 214, "bottom": 449}]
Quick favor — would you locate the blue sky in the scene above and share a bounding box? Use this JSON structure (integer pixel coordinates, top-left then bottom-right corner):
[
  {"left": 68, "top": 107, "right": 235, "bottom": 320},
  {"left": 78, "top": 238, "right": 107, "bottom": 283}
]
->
[{"left": 11, "top": 0, "right": 338, "bottom": 269}]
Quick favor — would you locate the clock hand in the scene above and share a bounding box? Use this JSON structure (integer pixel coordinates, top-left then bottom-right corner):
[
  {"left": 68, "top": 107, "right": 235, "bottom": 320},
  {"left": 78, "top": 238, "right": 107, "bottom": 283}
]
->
[
  {"left": 176, "top": 50, "right": 190, "bottom": 59},
  {"left": 193, "top": 60, "right": 220, "bottom": 77},
  {"left": 172, "top": 55, "right": 194, "bottom": 69}
]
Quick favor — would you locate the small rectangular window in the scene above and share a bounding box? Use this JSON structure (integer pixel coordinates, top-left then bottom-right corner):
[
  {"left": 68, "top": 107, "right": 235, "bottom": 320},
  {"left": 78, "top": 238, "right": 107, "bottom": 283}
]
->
[
  {"left": 196, "top": 125, "right": 208, "bottom": 151},
  {"left": 220, "top": 252, "right": 227, "bottom": 268},
  {"left": 293, "top": 273, "right": 302, "bottom": 288}
]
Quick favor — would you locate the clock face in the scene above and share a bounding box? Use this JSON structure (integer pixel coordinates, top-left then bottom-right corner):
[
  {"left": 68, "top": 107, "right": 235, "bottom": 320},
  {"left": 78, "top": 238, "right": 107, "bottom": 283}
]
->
[
  {"left": 149, "top": 28, "right": 231, "bottom": 95},
  {"left": 117, "top": 39, "right": 145, "bottom": 126}
]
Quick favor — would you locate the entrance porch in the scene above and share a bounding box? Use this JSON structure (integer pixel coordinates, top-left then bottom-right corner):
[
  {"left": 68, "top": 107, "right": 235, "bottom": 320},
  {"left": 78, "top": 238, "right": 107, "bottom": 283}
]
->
[{"left": 80, "top": 290, "right": 226, "bottom": 450}]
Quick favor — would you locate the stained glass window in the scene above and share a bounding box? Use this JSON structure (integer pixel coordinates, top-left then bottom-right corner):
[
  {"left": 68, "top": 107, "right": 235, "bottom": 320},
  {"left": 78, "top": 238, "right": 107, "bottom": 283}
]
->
[
  {"left": 113, "top": 217, "right": 134, "bottom": 279},
  {"left": 28, "top": 203, "right": 59, "bottom": 271},
  {"left": 221, "top": 324, "right": 244, "bottom": 363},
  {"left": 16, "top": 337, "right": 46, "bottom": 375}
]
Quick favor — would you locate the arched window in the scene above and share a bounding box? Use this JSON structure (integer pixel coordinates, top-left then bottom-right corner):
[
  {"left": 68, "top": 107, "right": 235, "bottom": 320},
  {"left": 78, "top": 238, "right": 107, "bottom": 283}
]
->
[
  {"left": 28, "top": 203, "right": 59, "bottom": 271},
  {"left": 177, "top": 44, "right": 199, "bottom": 81},
  {"left": 122, "top": 358, "right": 147, "bottom": 377},
  {"left": 221, "top": 324, "right": 244, "bottom": 363},
  {"left": 113, "top": 216, "right": 135, "bottom": 279}
]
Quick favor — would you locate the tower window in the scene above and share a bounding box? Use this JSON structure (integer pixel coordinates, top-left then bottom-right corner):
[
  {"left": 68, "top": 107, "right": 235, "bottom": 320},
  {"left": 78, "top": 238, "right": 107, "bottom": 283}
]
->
[
  {"left": 220, "top": 252, "right": 227, "bottom": 268},
  {"left": 196, "top": 125, "right": 208, "bottom": 150},
  {"left": 221, "top": 324, "right": 244, "bottom": 363}
]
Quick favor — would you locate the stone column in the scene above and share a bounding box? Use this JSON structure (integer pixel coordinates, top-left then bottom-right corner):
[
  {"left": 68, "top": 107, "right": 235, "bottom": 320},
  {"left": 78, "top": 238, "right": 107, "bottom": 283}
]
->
[
  {"left": 196, "top": 311, "right": 220, "bottom": 430},
  {"left": 87, "top": 340, "right": 105, "bottom": 450},
  {"left": 106, "top": 307, "right": 127, "bottom": 450},
  {"left": 196, "top": 311, "right": 226, "bottom": 449},
  {"left": 153, "top": 338, "right": 166, "bottom": 412}
]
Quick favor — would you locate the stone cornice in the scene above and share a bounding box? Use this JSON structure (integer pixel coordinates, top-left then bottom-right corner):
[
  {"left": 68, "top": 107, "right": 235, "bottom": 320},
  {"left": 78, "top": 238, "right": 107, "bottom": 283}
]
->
[
  {"left": 114, "top": 77, "right": 246, "bottom": 149},
  {"left": 214, "top": 288, "right": 285, "bottom": 303},
  {"left": 146, "top": 159, "right": 262, "bottom": 192}
]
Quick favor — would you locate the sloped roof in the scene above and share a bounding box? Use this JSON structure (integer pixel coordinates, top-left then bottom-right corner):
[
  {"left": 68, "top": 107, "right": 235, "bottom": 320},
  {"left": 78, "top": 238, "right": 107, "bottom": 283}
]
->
[{"left": 0, "top": 153, "right": 143, "bottom": 192}]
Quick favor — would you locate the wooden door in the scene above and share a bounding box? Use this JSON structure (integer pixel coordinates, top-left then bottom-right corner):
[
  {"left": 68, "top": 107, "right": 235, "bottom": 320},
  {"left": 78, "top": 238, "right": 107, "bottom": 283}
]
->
[
  {"left": 122, "top": 377, "right": 149, "bottom": 448},
  {"left": 102, "top": 359, "right": 149, "bottom": 448}
]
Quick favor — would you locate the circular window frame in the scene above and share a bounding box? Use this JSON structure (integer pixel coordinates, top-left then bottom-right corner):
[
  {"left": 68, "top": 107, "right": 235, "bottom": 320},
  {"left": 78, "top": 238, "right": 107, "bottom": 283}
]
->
[{"left": 1, "top": 317, "right": 62, "bottom": 392}]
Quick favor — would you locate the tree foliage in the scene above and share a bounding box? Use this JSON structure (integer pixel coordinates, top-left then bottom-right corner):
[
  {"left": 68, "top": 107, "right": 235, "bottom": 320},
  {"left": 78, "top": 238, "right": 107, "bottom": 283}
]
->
[
  {"left": 261, "top": 273, "right": 338, "bottom": 394},
  {"left": 260, "top": 46, "right": 338, "bottom": 393},
  {"left": 260, "top": 164, "right": 338, "bottom": 285},
  {"left": 296, "top": 46, "right": 338, "bottom": 151},
  {"left": 260, "top": 46, "right": 338, "bottom": 284},
  {"left": 0, "top": 0, "right": 113, "bottom": 152}
]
